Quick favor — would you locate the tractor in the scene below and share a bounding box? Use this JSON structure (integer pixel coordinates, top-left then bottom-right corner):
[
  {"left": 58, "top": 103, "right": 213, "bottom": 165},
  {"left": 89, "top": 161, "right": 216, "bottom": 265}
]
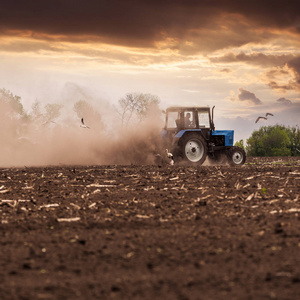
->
[{"left": 161, "top": 106, "right": 246, "bottom": 165}]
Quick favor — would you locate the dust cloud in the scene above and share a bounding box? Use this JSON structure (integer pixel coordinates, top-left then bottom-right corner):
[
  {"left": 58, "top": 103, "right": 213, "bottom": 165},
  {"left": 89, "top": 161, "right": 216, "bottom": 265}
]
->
[{"left": 0, "top": 93, "right": 165, "bottom": 167}]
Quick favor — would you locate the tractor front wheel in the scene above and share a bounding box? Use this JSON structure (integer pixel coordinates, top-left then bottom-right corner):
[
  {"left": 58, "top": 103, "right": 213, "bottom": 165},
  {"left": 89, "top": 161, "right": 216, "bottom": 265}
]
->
[
  {"left": 181, "top": 134, "right": 207, "bottom": 165},
  {"left": 227, "top": 147, "right": 246, "bottom": 166}
]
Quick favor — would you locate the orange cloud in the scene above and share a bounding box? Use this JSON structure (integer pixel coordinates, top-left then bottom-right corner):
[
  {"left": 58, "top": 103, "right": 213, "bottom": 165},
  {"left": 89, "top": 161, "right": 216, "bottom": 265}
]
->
[
  {"left": 210, "top": 52, "right": 296, "bottom": 67},
  {"left": 1, "top": 1, "right": 300, "bottom": 52}
]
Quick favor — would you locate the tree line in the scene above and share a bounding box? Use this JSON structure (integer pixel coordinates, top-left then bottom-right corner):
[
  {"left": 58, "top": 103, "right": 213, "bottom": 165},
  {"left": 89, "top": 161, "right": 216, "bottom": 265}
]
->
[
  {"left": 235, "top": 124, "right": 300, "bottom": 157},
  {"left": 0, "top": 88, "right": 160, "bottom": 131}
]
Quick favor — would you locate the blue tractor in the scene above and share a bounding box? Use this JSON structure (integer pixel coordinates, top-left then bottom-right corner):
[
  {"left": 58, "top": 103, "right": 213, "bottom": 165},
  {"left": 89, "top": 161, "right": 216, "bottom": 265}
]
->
[{"left": 161, "top": 106, "right": 246, "bottom": 165}]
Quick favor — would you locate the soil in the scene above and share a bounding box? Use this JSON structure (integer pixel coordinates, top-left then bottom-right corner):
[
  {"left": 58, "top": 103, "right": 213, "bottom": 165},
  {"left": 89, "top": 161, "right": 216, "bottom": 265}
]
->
[{"left": 0, "top": 157, "right": 300, "bottom": 300}]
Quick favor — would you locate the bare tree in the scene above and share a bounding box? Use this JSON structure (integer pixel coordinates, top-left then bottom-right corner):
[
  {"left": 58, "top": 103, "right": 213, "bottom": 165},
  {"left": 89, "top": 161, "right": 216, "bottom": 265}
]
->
[
  {"left": 118, "top": 93, "right": 160, "bottom": 126},
  {"left": 30, "top": 100, "right": 42, "bottom": 121},
  {"left": 44, "top": 103, "right": 63, "bottom": 122}
]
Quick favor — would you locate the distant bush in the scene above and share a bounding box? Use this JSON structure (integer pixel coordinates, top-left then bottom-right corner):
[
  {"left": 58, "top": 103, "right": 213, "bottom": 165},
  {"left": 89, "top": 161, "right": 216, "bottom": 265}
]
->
[{"left": 246, "top": 125, "right": 300, "bottom": 156}]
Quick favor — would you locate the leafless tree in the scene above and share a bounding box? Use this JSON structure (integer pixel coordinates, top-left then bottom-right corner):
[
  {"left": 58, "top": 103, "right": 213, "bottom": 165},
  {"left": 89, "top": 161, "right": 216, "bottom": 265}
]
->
[
  {"left": 117, "top": 93, "right": 160, "bottom": 126},
  {"left": 44, "top": 103, "right": 63, "bottom": 122}
]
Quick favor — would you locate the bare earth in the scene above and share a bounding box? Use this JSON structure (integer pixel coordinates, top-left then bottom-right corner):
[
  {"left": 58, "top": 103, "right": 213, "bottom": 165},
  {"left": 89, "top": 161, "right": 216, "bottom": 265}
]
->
[{"left": 0, "top": 157, "right": 300, "bottom": 300}]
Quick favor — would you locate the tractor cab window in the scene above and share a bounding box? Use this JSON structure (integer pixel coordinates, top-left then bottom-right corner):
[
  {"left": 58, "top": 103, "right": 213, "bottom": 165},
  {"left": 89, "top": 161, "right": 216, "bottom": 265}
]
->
[
  {"left": 198, "top": 111, "right": 210, "bottom": 128},
  {"left": 166, "top": 111, "right": 180, "bottom": 129},
  {"left": 184, "top": 111, "right": 195, "bottom": 128}
]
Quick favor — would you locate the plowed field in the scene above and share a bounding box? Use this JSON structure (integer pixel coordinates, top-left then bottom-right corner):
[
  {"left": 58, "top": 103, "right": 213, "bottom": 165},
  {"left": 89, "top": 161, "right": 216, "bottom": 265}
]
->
[{"left": 1, "top": 157, "right": 300, "bottom": 299}]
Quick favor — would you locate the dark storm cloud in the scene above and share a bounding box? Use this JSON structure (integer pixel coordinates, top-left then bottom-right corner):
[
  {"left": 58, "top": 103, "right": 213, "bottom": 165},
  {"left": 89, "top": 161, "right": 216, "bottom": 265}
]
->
[
  {"left": 238, "top": 88, "right": 262, "bottom": 105},
  {"left": 1, "top": 0, "right": 300, "bottom": 49},
  {"left": 0, "top": 0, "right": 213, "bottom": 47},
  {"left": 210, "top": 52, "right": 295, "bottom": 67}
]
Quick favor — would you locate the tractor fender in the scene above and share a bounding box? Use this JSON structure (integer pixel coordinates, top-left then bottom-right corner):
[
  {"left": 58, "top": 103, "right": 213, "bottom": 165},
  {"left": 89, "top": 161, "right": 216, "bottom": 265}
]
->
[
  {"left": 174, "top": 129, "right": 204, "bottom": 138},
  {"left": 175, "top": 129, "right": 207, "bottom": 145}
]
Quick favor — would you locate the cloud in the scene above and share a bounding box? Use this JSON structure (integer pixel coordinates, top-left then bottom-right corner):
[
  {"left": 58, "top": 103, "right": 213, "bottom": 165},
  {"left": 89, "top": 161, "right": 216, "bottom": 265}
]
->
[
  {"left": 0, "top": 86, "right": 165, "bottom": 167},
  {"left": 210, "top": 52, "right": 300, "bottom": 94},
  {"left": 263, "top": 56, "right": 300, "bottom": 92},
  {"left": 237, "top": 88, "right": 262, "bottom": 105},
  {"left": 219, "top": 68, "right": 232, "bottom": 73},
  {"left": 276, "top": 97, "right": 292, "bottom": 105},
  {"left": 1, "top": 1, "right": 300, "bottom": 52},
  {"left": 227, "top": 88, "right": 263, "bottom": 105},
  {"left": 210, "top": 52, "right": 295, "bottom": 67},
  {"left": 268, "top": 81, "right": 295, "bottom": 91},
  {"left": 286, "top": 56, "right": 300, "bottom": 89}
]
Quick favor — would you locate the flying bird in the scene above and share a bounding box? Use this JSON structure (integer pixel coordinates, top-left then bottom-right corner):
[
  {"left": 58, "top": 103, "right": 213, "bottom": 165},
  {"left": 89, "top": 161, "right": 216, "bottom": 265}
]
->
[
  {"left": 80, "top": 118, "right": 90, "bottom": 129},
  {"left": 165, "top": 149, "right": 174, "bottom": 165},
  {"left": 255, "top": 116, "right": 267, "bottom": 123},
  {"left": 255, "top": 113, "right": 274, "bottom": 123}
]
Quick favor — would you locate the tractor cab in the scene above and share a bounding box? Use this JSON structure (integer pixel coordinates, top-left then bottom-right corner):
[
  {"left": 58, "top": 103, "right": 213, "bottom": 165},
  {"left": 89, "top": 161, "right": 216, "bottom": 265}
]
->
[{"left": 164, "top": 106, "right": 215, "bottom": 140}]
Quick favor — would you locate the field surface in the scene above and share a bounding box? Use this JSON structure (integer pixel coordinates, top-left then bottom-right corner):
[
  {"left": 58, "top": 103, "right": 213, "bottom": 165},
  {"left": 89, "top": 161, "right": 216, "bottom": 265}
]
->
[{"left": 0, "top": 157, "right": 300, "bottom": 299}]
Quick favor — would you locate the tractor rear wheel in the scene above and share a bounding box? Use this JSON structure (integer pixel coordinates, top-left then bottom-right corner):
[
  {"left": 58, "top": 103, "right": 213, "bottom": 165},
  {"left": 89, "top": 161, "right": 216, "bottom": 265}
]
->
[
  {"left": 181, "top": 134, "right": 207, "bottom": 165},
  {"left": 227, "top": 147, "right": 246, "bottom": 166}
]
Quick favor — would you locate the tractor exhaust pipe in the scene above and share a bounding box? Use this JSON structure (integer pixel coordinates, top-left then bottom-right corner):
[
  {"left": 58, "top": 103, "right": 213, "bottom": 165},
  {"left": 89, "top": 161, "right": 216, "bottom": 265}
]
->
[{"left": 211, "top": 106, "right": 215, "bottom": 131}]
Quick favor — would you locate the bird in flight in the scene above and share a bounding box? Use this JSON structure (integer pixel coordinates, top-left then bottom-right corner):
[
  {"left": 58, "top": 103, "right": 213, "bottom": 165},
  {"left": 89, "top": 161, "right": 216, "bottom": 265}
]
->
[
  {"left": 80, "top": 118, "right": 90, "bottom": 129},
  {"left": 255, "top": 113, "right": 274, "bottom": 123},
  {"left": 255, "top": 116, "right": 267, "bottom": 123}
]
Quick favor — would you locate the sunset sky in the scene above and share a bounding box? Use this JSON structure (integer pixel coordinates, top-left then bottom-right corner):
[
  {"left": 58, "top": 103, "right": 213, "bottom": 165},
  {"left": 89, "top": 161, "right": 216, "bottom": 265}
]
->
[{"left": 1, "top": 0, "right": 300, "bottom": 141}]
